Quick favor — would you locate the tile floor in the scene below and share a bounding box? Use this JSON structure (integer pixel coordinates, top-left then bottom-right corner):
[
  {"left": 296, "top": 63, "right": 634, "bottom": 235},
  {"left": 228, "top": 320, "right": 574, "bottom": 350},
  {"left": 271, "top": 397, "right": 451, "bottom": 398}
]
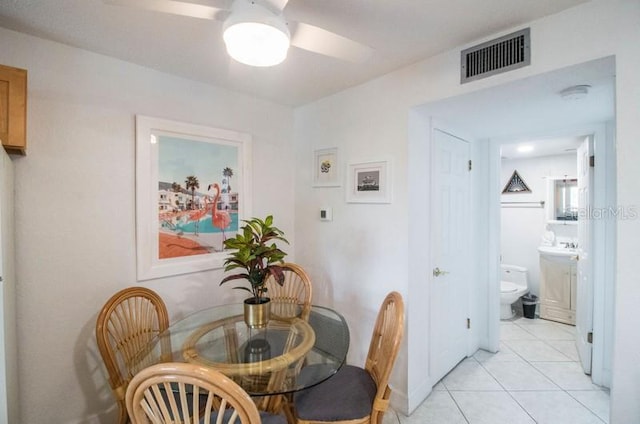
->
[{"left": 398, "top": 316, "right": 610, "bottom": 424}]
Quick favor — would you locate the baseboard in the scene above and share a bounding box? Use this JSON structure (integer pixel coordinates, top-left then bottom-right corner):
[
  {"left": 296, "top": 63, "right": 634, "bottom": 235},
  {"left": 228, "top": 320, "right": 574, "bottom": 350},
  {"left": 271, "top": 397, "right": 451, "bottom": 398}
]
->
[{"left": 389, "top": 378, "right": 433, "bottom": 417}]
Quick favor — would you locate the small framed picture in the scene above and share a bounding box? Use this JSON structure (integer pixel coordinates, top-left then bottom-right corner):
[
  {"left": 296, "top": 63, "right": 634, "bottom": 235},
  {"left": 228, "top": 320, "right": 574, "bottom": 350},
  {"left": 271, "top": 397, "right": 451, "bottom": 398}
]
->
[
  {"left": 312, "top": 147, "right": 340, "bottom": 187},
  {"left": 346, "top": 159, "right": 392, "bottom": 203}
]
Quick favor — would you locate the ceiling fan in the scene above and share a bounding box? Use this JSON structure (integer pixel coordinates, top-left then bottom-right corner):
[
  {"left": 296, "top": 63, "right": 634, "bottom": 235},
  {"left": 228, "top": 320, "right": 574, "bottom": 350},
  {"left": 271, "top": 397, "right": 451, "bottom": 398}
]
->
[{"left": 103, "top": 0, "right": 373, "bottom": 67}]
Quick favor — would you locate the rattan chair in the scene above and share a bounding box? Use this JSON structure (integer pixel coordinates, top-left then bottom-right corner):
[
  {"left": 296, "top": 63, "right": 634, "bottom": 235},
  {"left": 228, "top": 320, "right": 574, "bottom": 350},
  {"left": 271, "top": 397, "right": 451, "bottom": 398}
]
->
[
  {"left": 96, "top": 286, "right": 170, "bottom": 424},
  {"left": 292, "top": 291, "right": 405, "bottom": 424},
  {"left": 125, "top": 362, "right": 287, "bottom": 424},
  {"left": 265, "top": 263, "right": 313, "bottom": 321}
]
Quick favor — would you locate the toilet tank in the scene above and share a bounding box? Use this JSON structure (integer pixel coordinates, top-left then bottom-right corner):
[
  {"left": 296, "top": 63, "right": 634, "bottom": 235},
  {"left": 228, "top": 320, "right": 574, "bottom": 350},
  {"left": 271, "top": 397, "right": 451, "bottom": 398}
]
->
[{"left": 501, "top": 264, "right": 528, "bottom": 287}]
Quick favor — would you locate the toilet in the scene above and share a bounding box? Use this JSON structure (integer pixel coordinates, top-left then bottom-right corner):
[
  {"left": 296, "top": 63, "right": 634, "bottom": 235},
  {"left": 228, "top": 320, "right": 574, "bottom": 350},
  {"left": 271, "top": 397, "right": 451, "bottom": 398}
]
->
[{"left": 500, "top": 264, "right": 529, "bottom": 320}]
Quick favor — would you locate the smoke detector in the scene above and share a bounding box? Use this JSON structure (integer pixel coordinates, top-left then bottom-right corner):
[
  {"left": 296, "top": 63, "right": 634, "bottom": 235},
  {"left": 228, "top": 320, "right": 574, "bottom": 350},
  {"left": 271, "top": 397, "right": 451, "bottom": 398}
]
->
[{"left": 559, "top": 85, "right": 591, "bottom": 101}]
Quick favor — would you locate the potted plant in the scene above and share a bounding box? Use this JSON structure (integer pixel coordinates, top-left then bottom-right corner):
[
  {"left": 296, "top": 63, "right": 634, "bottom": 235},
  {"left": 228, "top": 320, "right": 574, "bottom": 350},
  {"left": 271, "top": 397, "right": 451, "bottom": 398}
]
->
[{"left": 220, "top": 215, "right": 289, "bottom": 328}]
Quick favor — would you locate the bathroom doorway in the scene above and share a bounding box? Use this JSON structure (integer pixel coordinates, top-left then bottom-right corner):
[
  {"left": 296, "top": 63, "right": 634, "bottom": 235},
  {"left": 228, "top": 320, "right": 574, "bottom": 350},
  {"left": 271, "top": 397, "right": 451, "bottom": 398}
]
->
[
  {"left": 498, "top": 135, "right": 582, "bottom": 323},
  {"left": 485, "top": 65, "right": 616, "bottom": 391},
  {"left": 412, "top": 56, "right": 616, "bottom": 392},
  {"left": 497, "top": 129, "right": 607, "bottom": 381}
]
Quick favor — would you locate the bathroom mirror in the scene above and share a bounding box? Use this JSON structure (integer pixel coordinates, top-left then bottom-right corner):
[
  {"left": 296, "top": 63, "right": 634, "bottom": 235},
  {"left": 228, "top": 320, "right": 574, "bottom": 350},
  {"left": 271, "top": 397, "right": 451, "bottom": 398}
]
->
[{"left": 546, "top": 177, "right": 578, "bottom": 222}]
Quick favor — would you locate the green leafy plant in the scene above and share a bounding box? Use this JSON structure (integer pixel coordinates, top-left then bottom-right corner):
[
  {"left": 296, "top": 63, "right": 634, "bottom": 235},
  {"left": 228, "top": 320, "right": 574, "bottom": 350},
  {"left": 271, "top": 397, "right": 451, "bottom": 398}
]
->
[{"left": 220, "top": 215, "right": 289, "bottom": 303}]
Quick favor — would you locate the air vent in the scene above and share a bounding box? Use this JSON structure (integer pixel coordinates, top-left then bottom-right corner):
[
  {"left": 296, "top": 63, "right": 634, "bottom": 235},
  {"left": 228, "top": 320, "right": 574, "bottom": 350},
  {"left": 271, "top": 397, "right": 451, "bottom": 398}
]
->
[{"left": 461, "top": 28, "right": 530, "bottom": 84}]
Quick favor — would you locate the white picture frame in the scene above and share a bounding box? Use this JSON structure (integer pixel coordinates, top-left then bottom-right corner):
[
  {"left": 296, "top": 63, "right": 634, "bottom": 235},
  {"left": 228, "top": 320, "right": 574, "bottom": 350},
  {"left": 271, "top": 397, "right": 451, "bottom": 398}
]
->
[
  {"left": 135, "top": 115, "right": 252, "bottom": 281},
  {"left": 312, "top": 147, "right": 340, "bottom": 187},
  {"left": 346, "top": 159, "right": 392, "bottom": 204}
]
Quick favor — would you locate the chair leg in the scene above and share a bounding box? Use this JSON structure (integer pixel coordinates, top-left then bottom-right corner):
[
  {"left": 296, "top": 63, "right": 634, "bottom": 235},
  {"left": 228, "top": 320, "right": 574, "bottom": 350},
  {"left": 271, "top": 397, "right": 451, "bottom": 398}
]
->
[
  {"left": 117, "top": 400, "right": 129, "bottom": 424},
  {"left": 281, "top": 395, "right": 297, "bottom": 424}
]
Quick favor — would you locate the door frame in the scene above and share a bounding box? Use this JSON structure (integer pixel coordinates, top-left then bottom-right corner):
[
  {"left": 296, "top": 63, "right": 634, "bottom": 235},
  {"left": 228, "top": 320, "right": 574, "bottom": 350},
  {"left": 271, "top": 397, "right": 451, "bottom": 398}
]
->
[
  {"left": 406, "top": 114, "right": 484, "bottom": 414},
  {"left": 487, "top": 123, "right": 614, "bottom": 386}
]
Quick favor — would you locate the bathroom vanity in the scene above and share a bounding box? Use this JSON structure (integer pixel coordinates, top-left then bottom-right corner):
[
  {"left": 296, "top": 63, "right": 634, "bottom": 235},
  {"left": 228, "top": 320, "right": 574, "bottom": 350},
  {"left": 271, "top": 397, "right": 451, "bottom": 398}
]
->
[{"left": 538, "top": 246, "right": 577, "bottom": 325}]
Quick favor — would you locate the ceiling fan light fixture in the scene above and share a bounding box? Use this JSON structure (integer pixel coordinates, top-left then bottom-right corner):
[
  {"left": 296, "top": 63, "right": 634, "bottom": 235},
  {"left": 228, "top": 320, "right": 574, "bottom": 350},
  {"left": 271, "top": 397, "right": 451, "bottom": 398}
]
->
[{"left": 223, "top": 1, "right": 290, "bottom": 67}]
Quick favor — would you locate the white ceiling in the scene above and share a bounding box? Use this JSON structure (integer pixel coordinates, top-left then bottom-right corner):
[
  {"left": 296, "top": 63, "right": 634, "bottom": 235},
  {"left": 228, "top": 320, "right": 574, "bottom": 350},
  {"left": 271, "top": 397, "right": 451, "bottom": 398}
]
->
[
  {"left": 0, "top": 0, "right": 588, "bottom": 106},
  {"left": 416, "top": 56, "right": 615, "bottom": 159},
  {"left": 500, "top": 136, "right": 584, "bottom": 160}
]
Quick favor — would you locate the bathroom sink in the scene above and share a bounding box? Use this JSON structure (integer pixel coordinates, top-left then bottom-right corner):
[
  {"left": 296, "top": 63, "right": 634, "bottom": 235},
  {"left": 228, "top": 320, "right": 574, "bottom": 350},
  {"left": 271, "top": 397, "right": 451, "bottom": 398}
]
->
[{"left": 538, "top": 245, "right": 578, "bottom": 258}]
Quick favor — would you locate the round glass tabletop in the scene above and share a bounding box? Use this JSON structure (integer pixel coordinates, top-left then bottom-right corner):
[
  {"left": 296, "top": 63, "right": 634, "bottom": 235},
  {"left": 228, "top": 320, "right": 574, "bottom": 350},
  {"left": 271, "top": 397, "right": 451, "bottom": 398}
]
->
[{"left": 135, "top": 303, "right": 349, "bottom": 396}]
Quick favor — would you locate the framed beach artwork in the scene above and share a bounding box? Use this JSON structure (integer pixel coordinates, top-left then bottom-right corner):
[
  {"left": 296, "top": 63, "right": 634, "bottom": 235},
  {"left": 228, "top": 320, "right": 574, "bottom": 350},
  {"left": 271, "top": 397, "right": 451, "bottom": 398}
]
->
[
  {"left": 346, "top": 159, "right": 392, "bottom": 204},
  {"left": 312, "top": 147, "right": 340, "bottom": 187},
  {"left": 135, "top": 115, "right": 252, "bottom": 281}
]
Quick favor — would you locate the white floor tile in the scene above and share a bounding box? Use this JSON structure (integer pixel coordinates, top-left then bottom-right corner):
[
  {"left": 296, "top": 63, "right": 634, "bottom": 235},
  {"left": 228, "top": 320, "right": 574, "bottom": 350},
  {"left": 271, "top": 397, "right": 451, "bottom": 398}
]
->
[
  {"left": 473, "top": 344, "right": 524, "bottom": 364},
  {"left": 406, "top": 317, "right": 610, "bottom": 424},
  {"left": 442, "top": 360, "right": 502, "bottom": 391},
  {"left": 517, "top": 323, "right": 575, "bottom": 340},
  {"left": 402, "top": 391, "right": 467, "bottom": 424},
  {"left": 432, "top": 381, "right": 447, "bottom": 391},
  {"left": 451, "top": 391, "right": 535, "bottom": 424},
  {"left": 512, "top": 317, "right": 545, "bottom": 326},
  {"left": 500, "top": 324, "right": 537, "bottom": 341},
  {"left": 531, "top": 362, "right": 605, "bottom": 390},
  {"left": 503, "top": 340, "right": 573, "bottom": 362},
  {"left": 550, "top": 321, "right": 578, "bottom": 335},
  {"left": 568, "top": 390, "right": 611, "bottom": 423},
  {"left": 511, "top": 391, "right": 605, "bottom": 423},
  {"left": 482, "top": 361, "right": 560, "bottom": 391},
  {"left": 545, "top": 340, "right": 580, "bottom": 361}
]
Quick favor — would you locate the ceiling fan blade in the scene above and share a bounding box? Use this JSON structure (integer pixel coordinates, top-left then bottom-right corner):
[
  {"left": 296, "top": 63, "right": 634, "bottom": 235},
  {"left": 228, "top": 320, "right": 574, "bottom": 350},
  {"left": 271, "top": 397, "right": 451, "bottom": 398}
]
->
[
  {"left": 103, "top": 0, "right": 226, "bottom": 20},
  {"left": 290, "top": 22, "right": 373, "bottom": 63},
  {"left": 263, "top": 0, "right": 289, "bottom": 12}
]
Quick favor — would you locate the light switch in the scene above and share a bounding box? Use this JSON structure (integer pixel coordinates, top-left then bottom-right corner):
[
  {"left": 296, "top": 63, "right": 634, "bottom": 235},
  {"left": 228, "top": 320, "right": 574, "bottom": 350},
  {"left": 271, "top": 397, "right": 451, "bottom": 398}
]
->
[{"left": 320, "top": 207, "right": 333, "bottom": 221}]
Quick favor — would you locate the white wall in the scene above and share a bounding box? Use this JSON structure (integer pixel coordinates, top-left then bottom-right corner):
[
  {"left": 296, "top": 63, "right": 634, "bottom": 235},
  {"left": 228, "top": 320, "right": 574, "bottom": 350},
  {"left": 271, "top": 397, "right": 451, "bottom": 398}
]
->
[
  {"left": 501, "top": 154, "right": 577, "bottom": 297},
  {"left": 2, "top": 1, "right": 639, "bottom": 422},
  {"left": 292, "top": 81, "right": 411, "bottom": 374},
  {"left": 294, "top": 1, "right": 640, "bottom": 420},
  {"left": 0, "top": 28, "right": 294, "bottom": 423}
]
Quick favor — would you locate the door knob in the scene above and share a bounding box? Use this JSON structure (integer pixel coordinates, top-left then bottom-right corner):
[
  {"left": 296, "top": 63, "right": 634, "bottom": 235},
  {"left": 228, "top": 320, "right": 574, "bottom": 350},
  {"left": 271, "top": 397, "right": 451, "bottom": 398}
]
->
[{"left": 433, "top": 267, "right": 449, "bottom": 277}]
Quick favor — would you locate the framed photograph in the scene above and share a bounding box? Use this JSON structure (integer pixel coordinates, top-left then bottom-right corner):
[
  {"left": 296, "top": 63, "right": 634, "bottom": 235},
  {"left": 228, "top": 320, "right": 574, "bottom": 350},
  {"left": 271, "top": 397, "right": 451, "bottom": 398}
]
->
[
  {"left": 312, "top": 147, "right": 340, "bottom": 187},
  {"left": 346, "top": 159, "right": 392, "bottom": 203},
  {"left": 135, "top": 115, "right": 252, "bottom": 281}
]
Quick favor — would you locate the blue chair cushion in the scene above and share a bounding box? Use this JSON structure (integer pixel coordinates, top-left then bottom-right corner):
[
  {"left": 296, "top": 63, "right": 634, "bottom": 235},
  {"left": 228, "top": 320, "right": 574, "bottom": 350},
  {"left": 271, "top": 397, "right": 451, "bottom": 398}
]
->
[
  {"left": 293, "top": 365, "right": 377, "bottom": 421},
  {"left": 201, "top": 410, "right": 287, "bottom": 424},
  {"left": 259, "top": 411, "right": 288, "bottom": 424}
]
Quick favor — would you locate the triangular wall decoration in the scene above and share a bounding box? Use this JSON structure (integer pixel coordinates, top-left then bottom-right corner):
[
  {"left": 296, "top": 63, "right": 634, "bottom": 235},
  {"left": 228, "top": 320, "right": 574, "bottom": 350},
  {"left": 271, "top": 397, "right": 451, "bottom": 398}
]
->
[{"left": 502, "top": 170, "right": 531, "bottom": 194}]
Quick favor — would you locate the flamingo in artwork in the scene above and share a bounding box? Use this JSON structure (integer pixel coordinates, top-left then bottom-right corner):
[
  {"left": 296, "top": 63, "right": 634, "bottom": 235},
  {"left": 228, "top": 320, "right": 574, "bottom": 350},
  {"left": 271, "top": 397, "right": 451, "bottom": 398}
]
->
[
  {"left": 187, "top": 196, "right": 208, "bottom": 236},
  {"left": 208, "top": 183, "right": 232, "bottom": 249}
]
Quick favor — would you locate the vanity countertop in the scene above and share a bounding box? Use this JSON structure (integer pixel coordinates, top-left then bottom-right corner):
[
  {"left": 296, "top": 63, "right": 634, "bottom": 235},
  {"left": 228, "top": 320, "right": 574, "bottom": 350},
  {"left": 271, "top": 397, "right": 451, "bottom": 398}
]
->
[{"left": 538, "top": 245, "right": 578, "bottom": 258}]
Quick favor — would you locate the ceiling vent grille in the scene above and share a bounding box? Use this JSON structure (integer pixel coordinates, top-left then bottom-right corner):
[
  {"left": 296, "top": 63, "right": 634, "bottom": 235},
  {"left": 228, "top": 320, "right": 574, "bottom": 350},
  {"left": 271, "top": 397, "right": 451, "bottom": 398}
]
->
[{"left": 461, "top": 28, "right": 530, "bottom": 84}]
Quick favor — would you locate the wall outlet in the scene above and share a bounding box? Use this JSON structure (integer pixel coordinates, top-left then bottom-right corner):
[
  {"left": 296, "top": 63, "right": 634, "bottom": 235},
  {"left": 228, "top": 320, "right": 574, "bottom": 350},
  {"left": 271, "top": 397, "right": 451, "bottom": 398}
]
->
[{"left": 320, "top": 207, "right": 333, "bottom": 221}]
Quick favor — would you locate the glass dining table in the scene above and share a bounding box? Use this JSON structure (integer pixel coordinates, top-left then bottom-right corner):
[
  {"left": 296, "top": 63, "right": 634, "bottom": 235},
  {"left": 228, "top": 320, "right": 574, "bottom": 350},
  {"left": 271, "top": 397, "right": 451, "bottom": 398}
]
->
[{"left": 134, "top": 302, "right": 350, "bottom": 399}]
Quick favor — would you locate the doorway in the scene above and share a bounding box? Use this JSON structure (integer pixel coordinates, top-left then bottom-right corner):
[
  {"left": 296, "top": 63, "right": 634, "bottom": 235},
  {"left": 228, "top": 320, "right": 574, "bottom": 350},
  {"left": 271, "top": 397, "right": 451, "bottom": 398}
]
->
[
  {"left": 410, "top": 56, "right": 616, "bottom": 398},
  {"left": 497, "top": 130, "right": 606, "bottom": 382}
]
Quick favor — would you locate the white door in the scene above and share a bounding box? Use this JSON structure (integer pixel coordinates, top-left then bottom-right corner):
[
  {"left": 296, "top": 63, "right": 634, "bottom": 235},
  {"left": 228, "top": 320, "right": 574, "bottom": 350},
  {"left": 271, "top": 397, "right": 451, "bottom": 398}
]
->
[
  {"left": 576, "top": 136, "right": 593, "bottom": 374},
  {"left": 429, "top": 128, "right": 471, "bottom": 384}
]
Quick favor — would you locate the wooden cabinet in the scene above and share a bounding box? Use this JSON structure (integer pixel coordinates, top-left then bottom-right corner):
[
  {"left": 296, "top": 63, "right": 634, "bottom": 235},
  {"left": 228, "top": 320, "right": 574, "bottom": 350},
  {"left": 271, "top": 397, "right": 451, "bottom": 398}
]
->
[
  {"left": 0, "top": 64, "right": 27, "bottom": 155},
  {"left": 539, "top": 255, "right": 577, "bottom": 325}
]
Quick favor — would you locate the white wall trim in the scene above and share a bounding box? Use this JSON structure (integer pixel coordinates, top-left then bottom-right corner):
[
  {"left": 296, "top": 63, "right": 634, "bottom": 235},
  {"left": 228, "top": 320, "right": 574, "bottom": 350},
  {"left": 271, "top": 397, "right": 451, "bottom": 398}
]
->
[
  {"left": 402, "top": 378, "right": 433, "bottom": 416},
  {"left": 406, "top": 110, "right": 432, "bottom": 414}
]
